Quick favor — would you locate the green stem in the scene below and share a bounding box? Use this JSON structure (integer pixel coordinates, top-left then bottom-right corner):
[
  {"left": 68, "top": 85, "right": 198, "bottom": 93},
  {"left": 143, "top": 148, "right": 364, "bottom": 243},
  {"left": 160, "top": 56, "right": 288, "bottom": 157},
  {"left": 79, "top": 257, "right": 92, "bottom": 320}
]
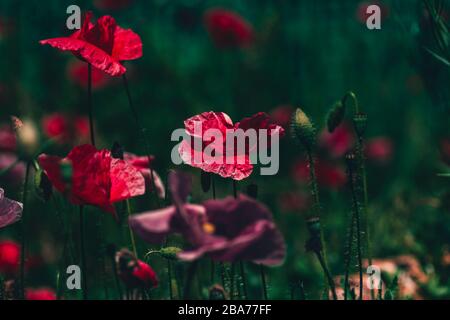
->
[
  {"left": 239, "top": 261, "right": 248, "bottom": 299},
  {"left": 343, "top": 208, "right": 356, "bottom": 300},
  {"left": 79, "top": 206, "right": 88, "bottom": 300},
  {"left": 126, "top": 199, "right": 138, "bottom": 258},
  {"left": 122, "top": 74, "right": 160, "bottom": 207},
  {"left": 259, "top": 264, "right": 268, "bottom": 300},
  {"left": 19, "top": 161, "right": 31, "bottom": 300},
  {"left": 316, "top": 251, "right": 337, "bottom": 300}
]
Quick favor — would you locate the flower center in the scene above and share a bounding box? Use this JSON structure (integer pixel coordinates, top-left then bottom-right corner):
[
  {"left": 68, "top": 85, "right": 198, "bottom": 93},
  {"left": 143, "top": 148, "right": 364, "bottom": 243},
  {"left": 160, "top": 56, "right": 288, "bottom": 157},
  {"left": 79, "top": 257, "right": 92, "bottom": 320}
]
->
[{"left": 202, "top": 222, "right": 216, "bottom": 234}]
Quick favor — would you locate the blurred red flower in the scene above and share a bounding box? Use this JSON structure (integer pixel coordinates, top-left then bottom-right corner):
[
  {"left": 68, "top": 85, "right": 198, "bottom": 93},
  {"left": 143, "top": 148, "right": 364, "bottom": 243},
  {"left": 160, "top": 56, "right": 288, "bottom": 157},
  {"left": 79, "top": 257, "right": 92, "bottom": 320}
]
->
[
  {"left": 94, "top": 0, "right": 133, "bottom": 11},
  {"left": 0, "top": 240, "right": 20, "bottom": 276},
  {"left": 67, "top": 60, "right": 111, "bottom": 90},
  {"left": 204, "top": 8, "right": 253, "bottom": 48},
  {"left": 42, "top": 113, "right": 90, "bottom": 145},
  {"left": 38, "top": 144, "right": 145, "bottom": 215},
  {"left": 292, "top": 159, "right": 346, "bottom": 189},
  {"left": 179, "top": 111, "right": 284, "bottom": 180},
  {"left": 270, "top": 105, "right": 294, "bottom": 130},
  {"left": 365, "top": 137, "right": 393, "bottom": 164},
  {"left": 0, "top": 125, "right": 16, "bottom": 152},
  {"left": 278, "top": 191, "right": 311, "bottom": 213},
  {"left": 25, "top": 288, "right": 57, "bottom": 300},
  {"left": 40, "top": 12, "right": 142, "bottom": 76},
  {"left": 319, "top": 124, "right": 354, "bottom": 158}
]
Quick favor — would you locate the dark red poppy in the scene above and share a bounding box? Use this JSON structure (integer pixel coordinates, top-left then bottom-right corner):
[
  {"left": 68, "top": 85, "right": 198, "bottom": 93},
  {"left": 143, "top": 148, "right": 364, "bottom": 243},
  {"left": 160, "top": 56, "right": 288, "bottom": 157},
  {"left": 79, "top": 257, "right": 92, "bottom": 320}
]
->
[
  {"left": 0, "top": 240, "right": 20, "bottom": 276},
  {"left": 25, "top": 288, "right": 57, "bottom": 300},
  {"left": 38, "top": 144, "right": 145, "bottom": 214},
  {"left": 270, "top": 105, "right": 294, "bottom": 130},
  {"left": 41, "top": 113, "right": 90, "bottom": 145},
  {"left": 204, "top": 8, "right": 253, "bottom": 48},
  {"left": 124, "top": 153, "right": 165, "bottom": 199},
  {"left": 292, "top": 159, "right": 346, "bottom": 189},
  {"left": 179, "top": 111, "right": 284, "bottom": 181},
  {"left": 319, "top": 124, "right": 354, "bottom": 158},
  {"left": 365, "top": 137, "right": 393, "bottom": 164},
  {"left": 67, "top": 59, "right": 111, "bottom": 89},
  {"left": 116, "top": 249, "right": 158, "bottom": 289},
  {"left": 130, "top": 171, "right": 286, "bottom": 266},
  {"left": 40, "top": 12, "right": 142, "bottom": 76}
]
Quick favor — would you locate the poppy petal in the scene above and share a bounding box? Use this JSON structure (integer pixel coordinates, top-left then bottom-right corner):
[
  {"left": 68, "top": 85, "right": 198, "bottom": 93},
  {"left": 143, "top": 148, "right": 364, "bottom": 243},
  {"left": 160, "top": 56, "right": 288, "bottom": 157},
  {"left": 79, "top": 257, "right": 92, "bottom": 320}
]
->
[
  {"left": 109, "top": 158, "right": 145, "bottom": 203},
  {"left": 112, "top": 27, "right": 143, "bottom": 61},
  {"left": 0, "top": 188, "right": 23, "bottom": 228}
]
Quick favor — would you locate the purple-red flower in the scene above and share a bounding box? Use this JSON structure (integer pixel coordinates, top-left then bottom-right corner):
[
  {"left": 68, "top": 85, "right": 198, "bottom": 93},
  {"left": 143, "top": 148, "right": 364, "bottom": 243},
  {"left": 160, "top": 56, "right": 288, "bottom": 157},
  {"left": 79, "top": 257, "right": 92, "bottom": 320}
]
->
[
  {"left": 204, "top": 8, "right": 253, "bottom": 48},
  {"left": 0, "top": 188, "right": 22, "bottom": 229},
  {"left": 38, "top": 144, "right": 145, "bottom": 215},
  {"left": 179, "top": 111, "right": 284, "bottom": 181},
  {"left": 129, "top": 171, "right": 286, "bottom": 266},
  {"left": 40, "top": 12, "right": 142, "bottom": 76}
]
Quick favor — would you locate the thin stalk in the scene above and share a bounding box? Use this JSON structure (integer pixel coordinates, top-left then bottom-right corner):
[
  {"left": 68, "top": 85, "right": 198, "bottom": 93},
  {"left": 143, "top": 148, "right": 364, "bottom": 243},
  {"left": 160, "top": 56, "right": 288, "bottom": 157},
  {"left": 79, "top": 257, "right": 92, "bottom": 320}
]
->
[
  {"left": 306, "top": 151, "right": 336, "bottom": 299},
  {"left": 79, "top": 206, "right": 88, "bottom": 300},
  {"left": 259, "top": 265, "right": 268, "bottom": 300},
  {"left": 348, "top": 163, "right": 364, "bottom": 300},
  {"left": 122, "top": 74, "right": 160, "bottom": 207},
  {"left": 343, "top": 210, "right": 356, "bottom": 300},
  {"left": 167, "top": 259, "right": 174, "bottom": 300},
  {"left": 126, "top": 200, "right": 138, "bottom": 258},
  {"left": 239, "top": 261, "right": 248, "bottom": 299},
  {"left": 87, "top": 63, "right": 95, "bottom": 147},
  {"left": 19, "top": 161, "right": 31, "bottom": 300},
  {"left": 183, "top": 260, "right": 199, "bottom": 299}
]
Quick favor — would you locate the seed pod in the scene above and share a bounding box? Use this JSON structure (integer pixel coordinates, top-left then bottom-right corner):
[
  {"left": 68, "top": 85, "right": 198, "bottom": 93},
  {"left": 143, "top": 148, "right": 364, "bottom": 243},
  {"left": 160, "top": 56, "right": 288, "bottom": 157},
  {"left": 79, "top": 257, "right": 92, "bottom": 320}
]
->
[
  {"left": 291, "top": 108, "right": 316, "bottom": 151},
  {"left": 209, "top": 284, "right": 227, "bottom": 300},
  {"left": 159, "top": 246, "right": 182, "bottom": 260},
  {"left": 111, "top": 141, "right": 124, "bottom": 160},
  {"left": 326, "top": 100, "right": 346, "bottom": 133},
  {"left": 34, "top": 169, "right": 53, "bottom": 202},
  {"left": 200, "top": 171, "right": 211, "bottom": 193},
  {"left": 353, "top": 113, "right": 368, "bottom": 137}
]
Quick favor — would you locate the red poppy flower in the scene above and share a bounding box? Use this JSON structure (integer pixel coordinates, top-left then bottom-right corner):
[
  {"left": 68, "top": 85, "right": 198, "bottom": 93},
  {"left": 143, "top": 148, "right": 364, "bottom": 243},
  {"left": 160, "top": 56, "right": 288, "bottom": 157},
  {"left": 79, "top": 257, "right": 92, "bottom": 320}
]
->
[
  {"left": 67, "top": 59, "right": 111, "bottom": 89},
  {"left": 319, "top": 124, "right": 354, "bottom": 158},
  {"left": 116, "top": 249, "right": 158, "bottom": 288},
  {"left": 365, "top": 137, "right": 393, "bottom": 164},
  {"left": 124, "top": 153, "right": 165, "bottom": 199},
  {"left": 38, "top": 144, "right": 145, "bottom": 214},
  {"left": 292, "top": 159, "right": 346, "bottom": 189},
  {"left": 25, "top": 288, "right": 57, "bottom": 300},
  {"left": 42, "top": 113, "right": 90, "bottom": 145},
  {"left": 40, "top": 12, "right": 142, "bottom": 76},
  {"left": 270, "top": 105, "right": 294, "bottom": 130},
  {"left": 204, "top": 8, "right": 253, "bottom": 48},
  {"left": 0, "top": 240, "right": 20, "bottom": 276},
  {"left": 179, "top": 111, "right": 284, "bottom": 180}
]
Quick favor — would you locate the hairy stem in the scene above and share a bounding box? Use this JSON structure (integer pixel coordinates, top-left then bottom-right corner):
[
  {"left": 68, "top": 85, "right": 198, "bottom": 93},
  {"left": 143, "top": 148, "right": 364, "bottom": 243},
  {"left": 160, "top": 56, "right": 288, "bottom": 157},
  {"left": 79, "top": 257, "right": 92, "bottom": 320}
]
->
[{"left": 19, "top": 161, "right": 31, "bottom": 299}]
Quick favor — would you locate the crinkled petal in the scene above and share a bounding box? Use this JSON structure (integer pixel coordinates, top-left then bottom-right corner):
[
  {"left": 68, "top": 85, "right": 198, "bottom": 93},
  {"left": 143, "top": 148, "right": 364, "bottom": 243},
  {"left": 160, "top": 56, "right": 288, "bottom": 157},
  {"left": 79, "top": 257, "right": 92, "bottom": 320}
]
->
[
  {"left": 40, "top": 37, "right": 126, "bottom": 76},
  {"left": 109, "top": 158, "right": 145, "bottom": 202},
  {"left": 112, "top": 26, "right": 143, "bottom": 61}
]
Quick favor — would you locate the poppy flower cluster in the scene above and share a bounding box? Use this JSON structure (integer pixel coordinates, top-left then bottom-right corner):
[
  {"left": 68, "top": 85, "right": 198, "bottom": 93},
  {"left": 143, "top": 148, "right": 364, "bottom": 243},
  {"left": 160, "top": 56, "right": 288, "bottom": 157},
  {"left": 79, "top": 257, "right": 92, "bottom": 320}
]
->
[
  {"left": 40, "top": 12, "right": 142, "bottom": 76},
  {"left": 130, "top": 171, "right": 286, "bottom": 266},
  {"left": 204, "top": 8, "right": 253, "bottom": 48},
  {"left": 179, "top": 111, "right": 284, "bottom": 180},
  {"left": 38, "top": 144, "right": 145, "bottom": 214},
  {"left": 41, "top": 113, "right": 90, "bottom": 145}
]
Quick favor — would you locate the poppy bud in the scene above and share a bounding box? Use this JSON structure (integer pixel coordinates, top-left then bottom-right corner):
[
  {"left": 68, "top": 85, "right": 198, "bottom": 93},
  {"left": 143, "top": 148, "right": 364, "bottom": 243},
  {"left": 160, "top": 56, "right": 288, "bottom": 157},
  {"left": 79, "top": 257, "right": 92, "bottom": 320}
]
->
[
  {"left": 116, "top": 248, "right": 158, "bottom": 289},
  {"left": 246, "top": 183, "right": 258, "bottom": 199},
  {"left": 200, "top": 171, "right": 211, "bottom": 193},
  {"left": 352, "top": 113, "right": 368, "bottom": 137},
  {"left": 291, "top": 108, "right": 316, "bottom": 151},
  {"left": 34, "top": 169, "right": 53, "bottom": 202},
  {"left": 159, "top": 247, "right": 182, "bottom": 260},
  {"left": 326, "top": 100, "right": 346, "bottom": 133},
  {"left": 209, "top": 284, "right": 227, "bottom": 300},
  {"left": 111, "top": 141, "right": 124, "bottom": 160},
  {"left": 10, "top": 116, "right": 39, "bottom": 159}
]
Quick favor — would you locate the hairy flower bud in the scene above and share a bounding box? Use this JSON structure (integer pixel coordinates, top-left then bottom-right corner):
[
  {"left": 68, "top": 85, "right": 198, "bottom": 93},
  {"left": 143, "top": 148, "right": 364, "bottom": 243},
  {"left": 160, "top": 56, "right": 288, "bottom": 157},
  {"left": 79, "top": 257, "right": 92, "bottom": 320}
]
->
[
  {"left": 326, "top": 100, "right": 346, "bottom": 133},
  {"left": 291, "top": 108, "right": 316, "bottom": 151},
  {"left": 10, "top": 116, "right": 39, "bottom": 158},
  {"left": 159, "top": 247, "right": 182, "bottom": 260}
]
